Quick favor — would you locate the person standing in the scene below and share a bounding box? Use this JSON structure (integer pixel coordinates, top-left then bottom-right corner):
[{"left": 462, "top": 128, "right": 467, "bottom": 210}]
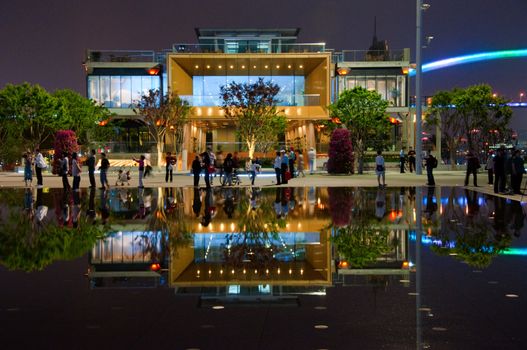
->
[
  {"left": 133, "top": 155, "right": 146, "bottom": 188},
  {"left": 86, "top": 149, "right": 97, "bottom": 188},
  {"left": 375, "top": 150, "right": 386, "bottom": 187},
  {"left": 192, "top": 155, "right": 202, "bottom": 187},
  {"left": 297, "top": 150, "right": 305, "bottom": 177},
  {"left": 399, "top": 148, "right": 406, "bottom": 173},
  {"left": 408, "top": 147, "right": 416, "bottom": 173},
  {"left": 34, "top": 149, "right": 47, "bottom": 187},
  {"left": 425, "top": 151, "right": 437, "bottom": 186},
  {"left": 201, "top": 151, "right": 212, "bottom": 188},
  {"left": 274, "top": 151, "right": 282, "bottom": 185},
  {"left": 99, "top": 152, "right": 110, "bottom": 190},
  {"left": 249, "top": 158, "right": 261, "bottom": 185},
  {"left": 223, "top": 153, "right": 234, "bottom": 186},
  {"left": 511, "top": 150, "right": 525, "bottom": 194},
  {"left": 165, "top": 151, "right": 175, "bottom": 183},
  {"left": 23, "top": 153, "right": 33, "bottom": 187},
  {"left": 280, "top": 150, "right": 289, "bottom": 185},
  {"left": 464, "top": 151, "right": 480, "bottom": 187},
  {"left": 485, "top": 152, "right": 494, "bottom": 185},
  {"left": 207, "top": 147, "right": 216, "bottom": 185},
  {"left": 61, "top": 152, "right": 71, "bottom": 190},
  {"left": 308, "top": 147, "right": 316, "bottom": 175},
  {"left": 493, "top": 147, "right": 506, "bottom": 194},
  {"left": 71, "top": 152, "right": 82, "bottom": 191},
  {"left": 288, "top": 147, "right": 296, "bottom": 178}
]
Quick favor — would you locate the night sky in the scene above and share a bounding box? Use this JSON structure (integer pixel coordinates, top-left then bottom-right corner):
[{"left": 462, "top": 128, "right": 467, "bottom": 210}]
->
[{"left": 1, "top": 0, "right": 526, "bottom": 99}]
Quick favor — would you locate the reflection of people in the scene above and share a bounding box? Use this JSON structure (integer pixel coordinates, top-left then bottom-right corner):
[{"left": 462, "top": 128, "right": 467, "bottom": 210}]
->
[
  {"left": 510, "top": 201, "right": 526, "bottom": 237},
  {"left": 72, "top": 190, "right": 81, "bottom": 228},
  {"left": 100, "top": 189, "right": 110, "bottom": 224},
  {"left": 24, "top": 187, "right": 34, "bottom": 218},
  {"left": 87, "top": 187, "right": 96, "bottom": 224},
  {"left": 201, "top": 188, "right": 212, "bottom": 226},
  {"left": 192, "top": 188, "right": 202, "bottom": 217},
  {"left": 223, "top": 188, "right": 235, "bottom": 218},
  {"left": 465, "top": 189, "right": 479, "bottom": 217},
  {"left": 375, "top": 188, "right": 386, "bottom": 220},
  {"left": 281, "top": 188, "right": 290, "bottom": 217},
  {"left": 35, "top": 188, "right": 48, "bottom": 226},
  {"left": 425, "top": 186, "right": 438, "bottom": 220},
  {"left": 274, "top": 188, "right": 282, "bottom": 218}
]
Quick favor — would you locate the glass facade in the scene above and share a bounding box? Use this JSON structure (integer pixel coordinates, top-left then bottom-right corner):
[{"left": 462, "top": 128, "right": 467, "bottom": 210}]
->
[
  {"left": 343, "top": 75, "right": 407, "bottom": 106},
  {"left": 87, "top": 75, "right": 161, "bottom": 108},
  {"left": 191, "top": 75, "right": 305, "bottom": 106}
]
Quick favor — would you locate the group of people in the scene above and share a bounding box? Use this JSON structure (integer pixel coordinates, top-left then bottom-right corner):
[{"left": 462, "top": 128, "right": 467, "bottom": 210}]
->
[
  {"left": 484, "top": 146, "right": 525, "bottom": 195},
  {"left": 21, "top": 149, "right": 48, "bottom": 187},
  {"left": 377, "top": 149, "right": 439, "bottom": 187},
  {"left": 58, "top": 150, "right": 110, "bottom": 191},
  {"left": 399, "top": 147, "right": 417, "bottom": 173},
  {"left": 272, "top": 147, "right": 316, "bottom": 185}
]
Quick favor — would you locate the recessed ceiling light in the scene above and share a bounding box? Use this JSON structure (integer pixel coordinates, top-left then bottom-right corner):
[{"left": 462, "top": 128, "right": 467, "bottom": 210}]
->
[
  {"left": 264, "top": 65, "right": 268, "bottom": 69},
  {"left": 229, "top": 65, "right": 234, "bottom": 69},
  {"left": 241, "top": 65, "right": 245, "bottom": 69},
  {"left": 212, "top": 305, "right": 224, "bottom": 310},
  {"left": 195, "top": 65, "right": 199, "bottom": 69},
  {"left": 276, "top": 65, "right": 280, "bottom": 68},
  {"left": 506, "top": 294, "right": 519, "bottom": 298},
  {"left": 288, "top": 65, "right": 292, "bottom": 69},
  {"left": 218, "top": 65, "right": 222, "bottom": 69},
  {"left": 299, "top": 65, "right": 303, "bottom": 68},
  {"left": 314, "top": 325, "right": 328, "bottom": 329},
  {"left": 206, "top": 65, "right": 210, "bottom": 69}
]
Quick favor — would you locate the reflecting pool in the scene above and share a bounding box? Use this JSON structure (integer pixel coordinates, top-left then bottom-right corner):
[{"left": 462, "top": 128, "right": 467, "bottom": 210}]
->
[{"left": 1, "top": 186, "right": 526, "bottom": 349}]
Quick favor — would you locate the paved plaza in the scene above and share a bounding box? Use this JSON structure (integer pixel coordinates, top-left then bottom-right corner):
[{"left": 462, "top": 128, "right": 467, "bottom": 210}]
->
[{"left": 1, "top": 168, "right": 524, "bottom": 201}]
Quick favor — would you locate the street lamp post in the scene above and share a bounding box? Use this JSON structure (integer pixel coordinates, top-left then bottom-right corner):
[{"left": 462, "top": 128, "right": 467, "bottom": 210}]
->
[{"left": 415, "top": 0, "right": 424, "bottom": 175}]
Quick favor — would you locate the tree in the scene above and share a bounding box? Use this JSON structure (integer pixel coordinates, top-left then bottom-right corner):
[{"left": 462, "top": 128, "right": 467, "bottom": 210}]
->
[
  {"left": 53, "top": 89, "right": 111, "bottom": 146},
  {"left": 134, "top": 89, "right": 192, "bottom": 167},
  {"left": 220, "top": 78, "right": 286, "bottom": 159},
  {"left": 428, "top": 85, "right": 512, "bottom": 168},
  {"left": 0, "top": 83, "right": 58, "bottom": 151},
  {"left": 327, "top": 128, "right": 354, "bottom": 174},
  {"left": 328, "top": 87, "right": 390, "bottom": 174}
]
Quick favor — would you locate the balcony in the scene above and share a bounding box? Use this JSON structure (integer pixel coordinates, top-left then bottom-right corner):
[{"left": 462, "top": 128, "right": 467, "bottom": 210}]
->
[
  {"left": 171, "top": 43, "right": 327, "bottom": 54},
  {"left": 180, "top": 94, "right": 320, "bottom": 107},
  {"left": 332, "top": 49, "right": 410, "bottom": 63},
  {"left": 85, "top": 49, "right": 158, "bottom": 63}
]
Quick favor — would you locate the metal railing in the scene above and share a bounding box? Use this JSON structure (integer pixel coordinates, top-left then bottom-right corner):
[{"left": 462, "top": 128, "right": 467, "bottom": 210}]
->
[
  {"left": 171, "top": 42, "right": 326, "bottom": 54},
  {"left": 332, "top": 49, "right": 410, "bottom": 63},
  {"left": 85, "top": 49, "right": 156, "bottom": 63},
  {"left": 180, "top": 94, "right": 321, "bottom": 107}
]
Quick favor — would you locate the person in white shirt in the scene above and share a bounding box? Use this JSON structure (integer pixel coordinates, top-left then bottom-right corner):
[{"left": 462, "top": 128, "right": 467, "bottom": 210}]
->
[
  {"left": 308, "top": 148, "right": 316, "bottom": 175},
  {"left": 375, "top": 150, "right": 386, "bottom": 187},
  {"left": 34, "top": 149, "right": 47, "bottom": 187},
  {"left": 274, "top": 151, "right": 282, "bottom": 185}
]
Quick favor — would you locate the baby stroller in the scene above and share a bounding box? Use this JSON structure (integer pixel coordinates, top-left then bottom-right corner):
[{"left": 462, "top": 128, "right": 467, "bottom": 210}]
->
[{"left": 116, "top": 169, "right": 131, "bottom": 186}]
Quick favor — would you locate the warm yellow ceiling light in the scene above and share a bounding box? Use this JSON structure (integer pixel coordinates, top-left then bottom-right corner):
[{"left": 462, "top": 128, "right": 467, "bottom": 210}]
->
[
  {"left": 195, "top": 65, "right": 199, "bottom": 69},
  {"left": 229, "top": 65, "right": 234, "bottom": 69},
  {"left": 264, "top": 65, "right": 268, "bottom": 69},
  {"left": 241, "top": 65, "right": 245, "bottom": 69},
  {"left": 276, "top": 65, "right": 280, "bottom": 69},
  {"left": 288, "top": 64, "right": 292, "bottom": 69},
  {"left": 218, "top": 65, "right": 222, "bottom": 69},
  {"left": 206, "top": 65, "right": 210, "bottom": 69},
  {"left": 299, "top": 65, "right": 303, "bottom": 68}
]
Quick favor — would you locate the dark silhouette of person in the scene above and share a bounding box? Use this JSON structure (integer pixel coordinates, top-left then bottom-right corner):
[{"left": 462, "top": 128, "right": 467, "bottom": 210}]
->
[
  {"left": 201, "top": 188, "right": 212, "bottom": 226},
  {"left": 223, "top": 188, "right": 235, "bottom": 218},
  {"left": 493, "top": 147, "right": 506, "bottom": 193},
  {"left": 192, "top": 188, "right": 202, "bottom": 217},
  {"left": 464, "top": 151, "right": 480, "bottom": 187}
]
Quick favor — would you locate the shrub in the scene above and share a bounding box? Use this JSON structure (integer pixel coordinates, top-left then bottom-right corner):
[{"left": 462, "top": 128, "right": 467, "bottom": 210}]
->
[
  {"left": 52, "top": 130, "right": 79, "bottom": 174},
  {"left": 327, "top": 128, "right": 354, "bottom": 174}
]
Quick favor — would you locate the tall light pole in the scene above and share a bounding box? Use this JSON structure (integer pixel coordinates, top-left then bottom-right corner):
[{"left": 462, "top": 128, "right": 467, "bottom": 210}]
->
[{"left": 415, "top": 0, "right": 428, "bottom": 175}]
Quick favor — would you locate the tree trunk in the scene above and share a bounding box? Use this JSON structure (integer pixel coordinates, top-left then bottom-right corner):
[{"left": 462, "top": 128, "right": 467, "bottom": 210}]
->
[
  {"left": 247, "top": 140, "right": 255, "bottom": 160},
  {"left": 156, "top": 142, "right": 164, "bottom": 167},
  {"left": 449, "top": 142, "right": 457, "bottom": 170},
  {"left": 357, "top": 139, "right": 364, "bottom": 174}
]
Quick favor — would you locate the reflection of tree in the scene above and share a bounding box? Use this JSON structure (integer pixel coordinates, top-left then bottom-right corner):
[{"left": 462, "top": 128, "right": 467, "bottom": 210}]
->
[
  {"left": 332, "top": 223, "right": 391, "bottom": 268},
  {"left": 145, "top": 188, "right": 192, "bottom": 262},
  {"left": 223, "top": 193, "right": 284, "bottom": 269},
  {"left": 430, "top": 189, "right": 512, "bottom": 268},
  {"left": 0, "top": 213, "right": 104, "bottom": 272},
  {"left": 328, "top": 187, "right": 353, "bottom": 227}
]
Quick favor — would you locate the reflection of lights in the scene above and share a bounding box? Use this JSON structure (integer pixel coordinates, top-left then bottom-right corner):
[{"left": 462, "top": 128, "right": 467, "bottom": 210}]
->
[
  {"left": 265, "top": 269, "right": 269, "bottom": 274},
  {"left": 243, "top": 269, "right": 246, "bottom": 274},
  {"left": 220, "top": 269, "right": 223, "bottom": 275},
  {"left": 289, "top": 269, "right": 292, "bottom": 275},
  {"left": 505, "top": 294, "right": 519, "bottom": 298},
  {"left": 197, "top": 270, "right": 200, "bottom": 275},
  {"left": 220, "top": 223, "right": 225, "bottom": 231},
  {"left": 300, "top": 269, "right": 304, "bottom": 275},
  {"left": 212, "top": 305, "right": 224, "bottom": 310},
  {"left": 277, "top": 268, "right": 281, "bottom": 274},
  {"left": 230, "top": 223, "right": 235, "bottom": 231}
]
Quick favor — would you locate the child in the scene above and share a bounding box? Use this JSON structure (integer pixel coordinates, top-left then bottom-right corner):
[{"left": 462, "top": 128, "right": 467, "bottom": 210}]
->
[{"left": 116, "top": 169, "right": 130, "bottom": 186}]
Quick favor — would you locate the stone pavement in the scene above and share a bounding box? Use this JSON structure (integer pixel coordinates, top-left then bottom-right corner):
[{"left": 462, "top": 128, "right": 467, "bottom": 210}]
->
[{"left": 0, "top": 169, "right": 525, "bottom": 201}]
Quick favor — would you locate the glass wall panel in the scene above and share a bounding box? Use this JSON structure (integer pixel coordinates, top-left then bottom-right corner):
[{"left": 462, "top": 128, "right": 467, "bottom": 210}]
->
[
  {"left": 110, "top": 77, "right": 121, "bottom": 107},
  {"left": 141, "top": 76, "right": 152, "bottom": 96},
  {"left": 131, "top": 76, "right": 142, "bottom": 105},
  {"left": 87, "top": 76, "right": 100, "bottom": 103},
  {"left": 100, "top": 76, "right": 111, "bottom": 106},
  {"left": 120, "top": 76, "right": 132, "bottom": 108},
  {"left": 366, "top": 78, "right": 376, "bottom": 91},
  {"left": 386, "top": 78, "right": 397, "bottom": 105},
  {"left": 397, "top": 76, "right": 406, "bottom": 107},
  {"left": 377, "top": 79, "right": 387, "bottom": 100}
]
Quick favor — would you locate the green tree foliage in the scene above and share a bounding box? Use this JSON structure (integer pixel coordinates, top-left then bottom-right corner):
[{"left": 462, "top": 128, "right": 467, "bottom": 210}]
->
[
  {"left": 0, "top": 83, "right": 110, "bottom": 164},
  {"left": 0, "top": 213, "right": 105, "bottom": 272},
  {"left": 428, "top": 84, "right": 512, "bottom": 168},
  {"left": 134, "top": 89, "right": 192, "bottom": 166},
  {"left": 331, "top": 224, "right": 392, "bottom": 268},
  {"left": 220, "top": 78, "right": 286, "bottom": 159},
  {"left": 53, "top": 89, "right": 111, "bottom": 146},
  {"left": 328, "top": 87, "right": 390, "bottom": 174}
]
